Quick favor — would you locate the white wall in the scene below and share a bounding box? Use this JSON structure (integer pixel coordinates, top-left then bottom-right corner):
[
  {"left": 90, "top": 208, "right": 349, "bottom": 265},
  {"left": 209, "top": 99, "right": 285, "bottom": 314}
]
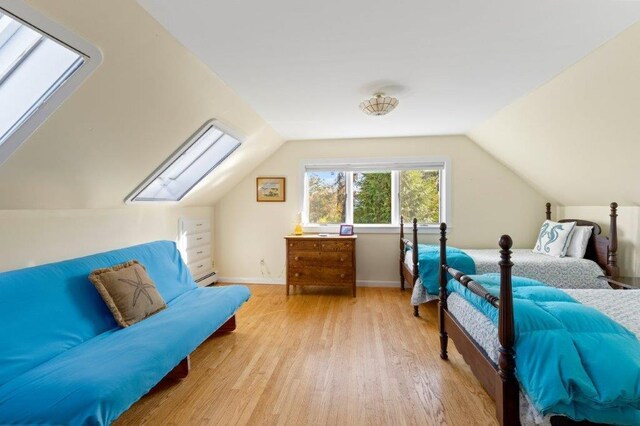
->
[
  {"left": 558, "top": 205, "right": 639, "bottom": 276},
  {"left": 214, "top": 136, "right": 548, "bottom": 285},
  {"left": 0, "top": 206, "right": 213, "bottom": 272}
]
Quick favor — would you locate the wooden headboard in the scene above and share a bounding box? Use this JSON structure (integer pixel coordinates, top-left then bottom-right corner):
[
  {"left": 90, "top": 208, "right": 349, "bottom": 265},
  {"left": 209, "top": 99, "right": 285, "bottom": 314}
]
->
[{"left": 546, "top": 202, "right": 619, "bottom": 277}]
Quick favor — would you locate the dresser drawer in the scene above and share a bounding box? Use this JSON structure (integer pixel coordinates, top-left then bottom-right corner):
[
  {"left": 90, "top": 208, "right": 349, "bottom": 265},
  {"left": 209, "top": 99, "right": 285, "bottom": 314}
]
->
[
  {"left": 288, "top": 267, "right": 353, "bottom": 285},
  {"left": 319, "top": 240, "right": 353, "bottom": 252},
  {"left": 185, "top": 231, "right": 211, "bottom": 248},
  {"left": 287, "top": 239, "right": 322, "bottom": 252},
  {"left": 321, "top": 268, "right": 354, "bottom": 284},
  {"left": 288, "top": 267, "right": 321, "bottom": 284},
  {"left": 288, "top": 251, "right": 323, "bottom": 267},
  {"left": 320, "top": 252, "right": 353, "bottom": 267},
  {"left": 188, "top": 258, "right": 212, "bottom": 278},
  {"left": 185, "top": 245, "right": 211, "bottom": 264},
  {"left": 181, "top": 218, "right": 211, "bottom": 235}
]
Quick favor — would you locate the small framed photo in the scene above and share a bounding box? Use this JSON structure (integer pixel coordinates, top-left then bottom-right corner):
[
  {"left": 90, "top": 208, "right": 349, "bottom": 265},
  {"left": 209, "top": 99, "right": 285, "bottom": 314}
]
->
[
  {"left": 339, "top": 224, "right": 354, "bottom": 236},
  {"left": 256, "top": 177, "right": 286, "bottom": 202}
]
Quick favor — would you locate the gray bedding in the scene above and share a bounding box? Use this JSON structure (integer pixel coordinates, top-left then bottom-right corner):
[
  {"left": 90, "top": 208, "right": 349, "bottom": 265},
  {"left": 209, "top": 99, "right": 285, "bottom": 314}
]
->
[
  {"left": 409, "top": 249, "right": 608, "bottom": 306},
  {"left": 446, "top": 289, "right": 640, "bottom": 425}
]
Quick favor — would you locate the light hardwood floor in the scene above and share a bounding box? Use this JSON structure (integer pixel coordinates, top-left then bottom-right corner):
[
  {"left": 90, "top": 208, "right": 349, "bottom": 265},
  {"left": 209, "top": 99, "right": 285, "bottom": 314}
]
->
[{"left": 116, "top": 285, "right": 498, "bottom": 425}]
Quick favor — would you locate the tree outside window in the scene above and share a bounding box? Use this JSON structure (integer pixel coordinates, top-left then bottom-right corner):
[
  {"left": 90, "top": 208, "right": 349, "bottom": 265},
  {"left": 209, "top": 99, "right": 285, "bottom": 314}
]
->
[{"left": 305, "top": 164, "right": 445, "bottom": 227}]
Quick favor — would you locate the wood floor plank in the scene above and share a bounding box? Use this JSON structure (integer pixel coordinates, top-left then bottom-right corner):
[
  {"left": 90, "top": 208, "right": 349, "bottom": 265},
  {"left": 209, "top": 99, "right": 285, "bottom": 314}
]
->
[{"left": 115, "top": 285, "right": 497, "bottom": 425}]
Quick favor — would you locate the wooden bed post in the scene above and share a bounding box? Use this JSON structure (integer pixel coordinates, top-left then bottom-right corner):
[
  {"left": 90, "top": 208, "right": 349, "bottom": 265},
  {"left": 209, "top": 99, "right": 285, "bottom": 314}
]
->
[
  {"left": 608, "top": 202, "right": 619, "bottom": 277},
  {"left": 497, "top": 235, "right": 519, "bottom": 426},
  {"left": 411, "top": 219, "right": 420, "bottom": 316},
  {"left": 545, "top": 202, "right": 551, "bottom": 220},
  {"left": 412, "top": 219, "right": 419, "bottom": 279},
  {"left": 439, "top": 222, "right": 448, "bottom": 360},
  {"left": 400, "top": 216, "right": 405, "bottom": 291}
]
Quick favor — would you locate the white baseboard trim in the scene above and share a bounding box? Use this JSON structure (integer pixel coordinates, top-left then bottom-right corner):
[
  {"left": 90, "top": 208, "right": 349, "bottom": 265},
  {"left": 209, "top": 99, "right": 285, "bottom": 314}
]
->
[{"left": 217, "top": 277, "right": 400, "bottom": 288}]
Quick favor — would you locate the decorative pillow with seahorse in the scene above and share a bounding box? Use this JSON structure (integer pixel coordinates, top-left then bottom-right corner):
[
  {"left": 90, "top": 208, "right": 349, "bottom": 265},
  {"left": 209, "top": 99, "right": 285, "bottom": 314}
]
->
[{"left": 532, "top": 220, "right": 577, "bottom": 257}]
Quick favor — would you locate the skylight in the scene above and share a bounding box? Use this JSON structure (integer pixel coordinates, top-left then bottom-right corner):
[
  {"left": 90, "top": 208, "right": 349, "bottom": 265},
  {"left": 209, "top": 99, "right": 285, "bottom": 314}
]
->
[
  {"left": 128, "top": 121, "right": 242, "bottom": 202},
  {"left": 0, "top": 10, "right": 84, "bottom": 149}
]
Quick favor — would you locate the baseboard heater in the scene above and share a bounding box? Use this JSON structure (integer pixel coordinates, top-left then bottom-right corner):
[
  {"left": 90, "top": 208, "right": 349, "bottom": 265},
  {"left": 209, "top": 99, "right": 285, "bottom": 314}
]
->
[{"left": 195, "top": 271, "right": 218, "bottom": 287}]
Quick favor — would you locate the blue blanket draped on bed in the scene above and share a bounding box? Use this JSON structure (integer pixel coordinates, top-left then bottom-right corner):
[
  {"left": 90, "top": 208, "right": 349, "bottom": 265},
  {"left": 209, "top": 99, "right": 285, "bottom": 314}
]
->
[
  {"left": 413, "top": 244, "right": 475, "bottom": 295},
  {"left": 448, "top": 274, "right": 640, "bottom": 425}
]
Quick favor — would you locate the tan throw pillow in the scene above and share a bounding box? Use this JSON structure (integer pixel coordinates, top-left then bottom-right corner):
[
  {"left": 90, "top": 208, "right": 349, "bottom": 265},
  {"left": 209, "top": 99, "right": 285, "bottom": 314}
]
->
[{"left": 89, "top": 260, "right": 167, "bottom": 327}]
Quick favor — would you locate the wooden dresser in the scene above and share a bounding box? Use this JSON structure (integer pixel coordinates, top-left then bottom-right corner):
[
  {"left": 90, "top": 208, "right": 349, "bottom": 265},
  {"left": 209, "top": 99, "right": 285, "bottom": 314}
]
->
[{"left": 285, "top": 235, "right": 357, "bottom": 297}]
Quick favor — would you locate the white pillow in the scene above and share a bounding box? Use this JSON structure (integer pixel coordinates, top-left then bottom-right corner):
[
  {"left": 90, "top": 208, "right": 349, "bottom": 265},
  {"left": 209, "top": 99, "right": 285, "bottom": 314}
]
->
[
  {"left": 532, "top": 220, "right": 576, "bottom": 257},
  {"left": 565, "top": 225, "right": 593, "bottom": 258}
]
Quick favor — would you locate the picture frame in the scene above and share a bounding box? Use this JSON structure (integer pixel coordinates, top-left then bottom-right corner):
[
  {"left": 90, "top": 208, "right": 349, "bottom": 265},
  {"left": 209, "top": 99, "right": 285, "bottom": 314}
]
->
[
  {"left": 256, "top": 177, "right": 286, "bottom": 202},
  {"left": 339, "top": 224, "right": 354, "bottom": 236}
]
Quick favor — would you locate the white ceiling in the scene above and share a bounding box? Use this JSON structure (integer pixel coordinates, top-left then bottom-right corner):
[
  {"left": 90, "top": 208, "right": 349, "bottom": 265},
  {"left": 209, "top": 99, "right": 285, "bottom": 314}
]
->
[{"left": 138, "top": 0, "right": 640, "bottom": 140}]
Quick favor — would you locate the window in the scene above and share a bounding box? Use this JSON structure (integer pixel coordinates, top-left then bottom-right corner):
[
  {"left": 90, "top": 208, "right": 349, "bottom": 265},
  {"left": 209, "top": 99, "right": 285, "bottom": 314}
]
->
[
  {"left": 353, "top": 171, "right": 392, "bottom": 224},
  {"left": 307, "top": 171, "right": 346, "bottom": 224},
  {"left": 127, "top": 120, "right": 242, "bottom": 202},
  {"left": 302, "top": 158, "right": 449, "bottom": 231},
  {"left": 0, "top": 7, "right": 100, "bottom": 165}
]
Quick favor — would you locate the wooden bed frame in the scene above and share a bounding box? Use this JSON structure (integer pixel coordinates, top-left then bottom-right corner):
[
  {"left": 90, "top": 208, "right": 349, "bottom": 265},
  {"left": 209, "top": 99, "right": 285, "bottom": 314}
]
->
[
  {"left": 438, "top": 225, "right": 602, "bottom": 426},
  {"left": 400, "top": 202, "right": 619, "bottom": 306}
]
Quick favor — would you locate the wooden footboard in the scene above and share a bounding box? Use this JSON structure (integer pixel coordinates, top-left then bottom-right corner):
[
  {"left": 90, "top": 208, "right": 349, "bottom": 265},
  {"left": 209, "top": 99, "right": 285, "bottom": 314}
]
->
[
  {"left": 399, "top": 216, "right": 419, "bottom": 291},
  {"left": 438, "top": 225, "right": 607, "bottom": 425},
  {"left": 438, "top": 223, "right": 520, "bottom": 425},
  {"left": 400, "top": 217, "right": 422, "bottom": 316}
]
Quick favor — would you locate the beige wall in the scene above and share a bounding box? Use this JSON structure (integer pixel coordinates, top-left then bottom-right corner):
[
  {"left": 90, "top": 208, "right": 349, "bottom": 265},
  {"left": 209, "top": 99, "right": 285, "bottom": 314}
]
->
[
  {"left": 0, "top": 1, "right": 284, "bottom": 272},
  {"left": 214, "top": 136, "right": 547, "bottom": 284},
  {"left": 558, "top": 205, "right": 640, "bottom": 276},
  {"left": 0, "top": 0, "right": 283, "bottom": 209},
  {"left": 0, "top": 206, "right": 213, "bottom": 272},
  {"left": 469, "top": 21, "right": 640, "bottom": 206}
]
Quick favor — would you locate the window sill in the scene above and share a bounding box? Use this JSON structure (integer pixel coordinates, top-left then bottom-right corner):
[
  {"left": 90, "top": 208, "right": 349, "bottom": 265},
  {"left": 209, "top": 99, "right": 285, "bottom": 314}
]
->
[{"left": 302, "top": 224, "right": 447, "bottom": 234}]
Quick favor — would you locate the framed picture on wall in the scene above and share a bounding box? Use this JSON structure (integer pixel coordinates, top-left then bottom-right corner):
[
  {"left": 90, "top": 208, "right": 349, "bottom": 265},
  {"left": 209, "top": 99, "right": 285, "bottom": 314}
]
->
[
  {"left": 256, "top": 177, "right": 286, "bottom": 202},
  {"left": 339, "top": 224, "right": 354, "bottom": 236}
]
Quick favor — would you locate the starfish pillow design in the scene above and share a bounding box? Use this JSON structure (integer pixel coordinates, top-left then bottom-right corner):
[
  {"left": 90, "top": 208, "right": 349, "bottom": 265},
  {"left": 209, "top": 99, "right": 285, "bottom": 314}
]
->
[{"left": 118, "top": 268, "right": 155, "bottom": 307}]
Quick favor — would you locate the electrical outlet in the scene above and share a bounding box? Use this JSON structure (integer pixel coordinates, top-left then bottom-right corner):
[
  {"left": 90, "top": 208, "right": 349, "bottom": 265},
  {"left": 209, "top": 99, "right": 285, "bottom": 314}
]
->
[{"left": 260, "top": 258, "right": 265, "bottom": 265}]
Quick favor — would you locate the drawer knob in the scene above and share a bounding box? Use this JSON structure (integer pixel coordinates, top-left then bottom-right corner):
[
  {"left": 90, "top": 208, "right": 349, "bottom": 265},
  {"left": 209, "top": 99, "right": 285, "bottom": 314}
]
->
[
  {"left": 196, "top": 237, "right": 202, "bottom": 241},
  {"left": 340, "top": 257, "right": 344, "bottom": 262},
  {"left": 340, "top": 273, "right": 345, "bottom": 279},
  {"left": 313, "top": 244, "right": 317, "bottom": 247},
  {"left": 290, "top": 243, "right": 293, "bottom": 247},
  {"left": 197, "top": 251, "right": 203, "bottom": 254},
  {"left": 295, "top": 273, "right": 300, "bottom": 277},
  {"left": 294, "top": 256, "right": 299, "bottom": 261}
]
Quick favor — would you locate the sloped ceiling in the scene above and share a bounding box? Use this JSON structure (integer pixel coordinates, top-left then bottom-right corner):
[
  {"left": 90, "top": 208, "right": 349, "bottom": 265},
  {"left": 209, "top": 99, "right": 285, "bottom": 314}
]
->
[
  {"left": 470, "top": 21, "right": 640, "bottom": 206},
  {"left": 138, "top": 0, "right": 640, "bottom": 140},
  {"left": 0, "top": 0, "right": 283, "bottom": 209}
]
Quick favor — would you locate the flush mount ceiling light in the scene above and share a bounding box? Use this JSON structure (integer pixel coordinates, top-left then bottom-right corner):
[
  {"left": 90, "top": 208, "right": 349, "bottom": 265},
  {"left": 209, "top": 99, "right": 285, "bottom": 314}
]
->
[{"left": 359, "top": 92, "right": 399, "bottom": 116}]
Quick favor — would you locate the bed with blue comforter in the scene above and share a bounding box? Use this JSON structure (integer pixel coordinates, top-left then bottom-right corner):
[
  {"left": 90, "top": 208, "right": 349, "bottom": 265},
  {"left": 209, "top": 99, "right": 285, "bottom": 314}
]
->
[
  {"left": 447, "top": 274, "right": 640, "bottom": 425},
  {"left": 407, "top": 244, "right": 609, "bottom": 306}
]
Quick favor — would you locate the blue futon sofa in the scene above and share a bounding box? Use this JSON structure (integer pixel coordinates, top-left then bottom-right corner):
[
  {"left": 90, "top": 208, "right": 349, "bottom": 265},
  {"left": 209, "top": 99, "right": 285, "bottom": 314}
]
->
[{"left": 0, "top": 241, "right": 250, "bottom": 425}]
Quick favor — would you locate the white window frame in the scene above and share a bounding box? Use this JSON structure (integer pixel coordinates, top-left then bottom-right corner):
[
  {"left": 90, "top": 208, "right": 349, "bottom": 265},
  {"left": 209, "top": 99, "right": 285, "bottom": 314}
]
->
[
  {"left": 300, "top": 156, "right": 452, "bottom": 234},
  {"left": 0, "top": 2, "right": 102, "bottom": 167},
  {"left": 125, "top": 119, "right": 243, "bottom": 204}
]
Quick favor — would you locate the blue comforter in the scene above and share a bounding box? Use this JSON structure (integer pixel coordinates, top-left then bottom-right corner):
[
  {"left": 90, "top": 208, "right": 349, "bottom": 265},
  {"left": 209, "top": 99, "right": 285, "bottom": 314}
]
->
[
  {"left": 448, "top": 274, "right": 640, "bottom": 425},
  {"left": 413, "top": 244, "right": 475, "bottom": 295}
]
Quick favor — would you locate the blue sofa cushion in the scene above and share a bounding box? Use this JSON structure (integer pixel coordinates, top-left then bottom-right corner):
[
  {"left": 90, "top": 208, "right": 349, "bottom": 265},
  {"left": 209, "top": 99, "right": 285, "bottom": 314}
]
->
[
  {"left": 0, "top": 241, "right": 195, "bottom": 388},
  {"left": 0, "top": 285, "right": 251, "bottom": 425}
]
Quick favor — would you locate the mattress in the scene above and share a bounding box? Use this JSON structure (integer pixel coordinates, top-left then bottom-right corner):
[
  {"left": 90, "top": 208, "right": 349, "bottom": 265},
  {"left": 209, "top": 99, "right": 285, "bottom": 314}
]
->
[
  {"left": 407, "top": 248, "right": 609, "bottom": 305},
  {"left": 447, "top": 288, "right": 640, "bottom": 425}
]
